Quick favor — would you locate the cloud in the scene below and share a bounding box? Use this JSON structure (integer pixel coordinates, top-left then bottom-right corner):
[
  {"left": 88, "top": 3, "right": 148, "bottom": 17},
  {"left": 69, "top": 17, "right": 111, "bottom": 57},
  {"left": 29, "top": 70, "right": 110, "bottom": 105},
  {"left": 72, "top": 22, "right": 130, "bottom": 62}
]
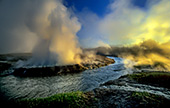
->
[
  {"left": 97, "top": 40, "right": 111, "bottom": 48},
  {"left": 78, "top": 0, "right": 170, "bottom": 47},
  {"left": 94, "top": 0, "right": 170, "bottom": 70},
  {"left": 76, "top": 9, "right": 102, "bottom": 48},
  {"left": 99, "top": 0, "right": 170, "bottom": 45},
  {"left": 78, "top": 0, "right": 170, "bottom": 70}
]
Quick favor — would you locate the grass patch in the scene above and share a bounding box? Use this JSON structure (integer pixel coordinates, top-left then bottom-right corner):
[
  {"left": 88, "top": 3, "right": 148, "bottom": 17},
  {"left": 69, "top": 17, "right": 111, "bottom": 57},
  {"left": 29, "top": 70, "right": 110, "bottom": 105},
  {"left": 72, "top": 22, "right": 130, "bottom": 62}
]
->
[
  {"left": 134, "top": 62, "right": 167, "bottom": 69},
  {"left": 132, "top": 92, "right": 161, "bottom": 102},
  {"left": 130, "top": 91, "right": 170, "bottom": 107},
  {"left": 134, "top": 64, "right": 152, "bottom": 69},
  {"left": 13, "top": 91, "right": 93, "bottom": 108},
  {"left": 128, "top": 72, "right": 170, "bottom": 89},
  {"left": 153, "top": 62, "right": 166, "bottom": 68}
]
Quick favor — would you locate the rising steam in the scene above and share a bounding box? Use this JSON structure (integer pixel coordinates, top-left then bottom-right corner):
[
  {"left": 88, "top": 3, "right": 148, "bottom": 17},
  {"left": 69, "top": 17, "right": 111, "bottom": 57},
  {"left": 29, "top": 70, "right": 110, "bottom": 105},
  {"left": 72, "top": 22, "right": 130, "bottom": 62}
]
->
[
  {"left": 77, "top": 0, "right": 170, "bottom": 70},
  {"left": 1, "top": 0, "right": 170, "bottom": 68},
  {"left": 26, "top": 0, "right": 82, "bottom": 65},
  {"left": 95, "top": 40, "right": 170, "bottom": 70},
  {"left": 0, "top": 0, "right": 82, "bottom": 65},
  {"left": 98, "top": 0, "right": 170, "bottom": 70}
]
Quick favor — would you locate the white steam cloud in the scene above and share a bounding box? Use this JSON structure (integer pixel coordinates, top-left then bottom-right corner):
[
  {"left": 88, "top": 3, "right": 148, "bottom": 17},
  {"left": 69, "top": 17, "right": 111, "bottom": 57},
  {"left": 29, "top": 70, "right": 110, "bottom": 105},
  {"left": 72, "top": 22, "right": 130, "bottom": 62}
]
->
[{"left": 0, "top": 0, "right": 82, "bottom": 65}]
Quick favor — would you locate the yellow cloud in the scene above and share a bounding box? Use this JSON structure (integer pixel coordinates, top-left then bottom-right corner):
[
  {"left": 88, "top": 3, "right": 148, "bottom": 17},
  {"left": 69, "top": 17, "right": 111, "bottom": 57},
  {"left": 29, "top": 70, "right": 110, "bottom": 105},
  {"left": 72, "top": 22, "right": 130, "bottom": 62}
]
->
[{"left": 99, "top": 0, "right": 170, "bottom": 45}]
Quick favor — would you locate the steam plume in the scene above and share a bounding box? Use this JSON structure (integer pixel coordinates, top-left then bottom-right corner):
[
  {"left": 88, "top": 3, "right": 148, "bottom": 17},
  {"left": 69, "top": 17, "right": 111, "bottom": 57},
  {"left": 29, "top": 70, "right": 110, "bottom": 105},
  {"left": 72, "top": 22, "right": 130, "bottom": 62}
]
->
[
  {"left": 96, "top": 40, "right": 170, "bottom": 70},
  {"left": 0, "top": 0, "right": 82, "bottom": 65},
  {"left": 26, "top": 0, "right": 82, "bottom": 65}
]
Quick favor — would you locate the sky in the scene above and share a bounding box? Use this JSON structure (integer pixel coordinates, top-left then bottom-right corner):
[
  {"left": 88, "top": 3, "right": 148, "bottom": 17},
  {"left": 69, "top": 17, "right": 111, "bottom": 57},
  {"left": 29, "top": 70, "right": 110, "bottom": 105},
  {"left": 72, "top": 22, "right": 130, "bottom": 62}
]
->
[
  {"left": 64, "top": 0, "right": 148, "bottom": 17},
  {"left": 64, "top": 0, "right": 112, "bottom": 17},
  {"left": 63, "top": 0, "right": 152, "bottom": 48},
  {"left": 64, "top": 0, "right": 170, "bottom": 48},
  {"left": 0, "top": 0, "right": 170, "bottom": 54}
]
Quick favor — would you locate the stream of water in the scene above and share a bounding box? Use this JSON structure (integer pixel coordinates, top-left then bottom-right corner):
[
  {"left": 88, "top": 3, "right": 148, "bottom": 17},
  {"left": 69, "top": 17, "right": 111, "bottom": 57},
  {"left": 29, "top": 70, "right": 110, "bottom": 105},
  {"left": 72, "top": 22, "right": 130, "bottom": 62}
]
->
[
  {"left": 1, "top": 57, "right": 170, "bottom": 101},
  {"left": 0, "top": 57, "right": 133, "bottom": 99}
]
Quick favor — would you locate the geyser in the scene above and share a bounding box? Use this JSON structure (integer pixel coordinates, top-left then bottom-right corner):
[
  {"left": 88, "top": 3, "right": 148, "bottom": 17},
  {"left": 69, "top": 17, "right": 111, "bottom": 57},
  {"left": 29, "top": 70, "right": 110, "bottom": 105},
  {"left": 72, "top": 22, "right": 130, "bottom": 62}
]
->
[
  {"left": 26, "top": 0, "right": 82, "bottom": 65},
  {"left": 0, "top": 0, "right": 82, "bottom": 66}
]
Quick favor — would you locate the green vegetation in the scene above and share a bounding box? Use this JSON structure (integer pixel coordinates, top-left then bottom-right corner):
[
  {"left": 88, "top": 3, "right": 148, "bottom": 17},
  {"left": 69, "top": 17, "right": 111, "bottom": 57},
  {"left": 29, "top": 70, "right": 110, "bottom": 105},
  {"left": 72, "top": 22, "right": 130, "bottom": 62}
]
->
[
  {"left": 134, "top": 61, "right": 167, "bottom": 69},
  {"left": 128, "top": 72, "right": 170, "bottom": 89},
  {"left": 134, "top": 64, "right": 152, "bottom": 69},
  {"left": 153, "top": 62, "right": 166, "bottom": 68},
  {"left": 14, "top": 91, "right": 93, "bottom": 108},
  {"left": 132, "top": 92, "right": 161, "bottom": 102},
  {"left": 130, "top": 91, "right": 170, "bottom": 107}
]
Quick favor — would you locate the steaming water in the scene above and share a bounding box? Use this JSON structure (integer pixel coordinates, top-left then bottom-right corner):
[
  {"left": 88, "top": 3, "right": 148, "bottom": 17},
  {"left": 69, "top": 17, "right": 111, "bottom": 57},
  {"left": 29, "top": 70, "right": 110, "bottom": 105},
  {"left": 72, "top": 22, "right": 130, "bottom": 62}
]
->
[
  {"left": 0, "top": 57, "right": 170, "bottom": 100},
  {"left": 0, "top": 57, "right": 131, "bottom": 99}
]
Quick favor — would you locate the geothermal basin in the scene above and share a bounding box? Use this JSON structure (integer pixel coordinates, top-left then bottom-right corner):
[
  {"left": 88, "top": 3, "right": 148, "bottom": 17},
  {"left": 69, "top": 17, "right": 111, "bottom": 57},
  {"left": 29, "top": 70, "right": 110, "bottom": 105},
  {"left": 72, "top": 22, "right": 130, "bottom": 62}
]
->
[{"left": 0, "top": 56, "right": 133, "bottom": 100}]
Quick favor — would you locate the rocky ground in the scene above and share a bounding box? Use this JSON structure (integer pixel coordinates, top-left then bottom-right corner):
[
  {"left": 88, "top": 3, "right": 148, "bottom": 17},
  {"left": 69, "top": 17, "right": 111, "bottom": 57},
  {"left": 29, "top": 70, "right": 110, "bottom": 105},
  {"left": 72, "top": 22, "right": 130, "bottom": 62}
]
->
[
  {"left": 92, "top": 71, "right": 170, "bottom": 108},
  {"left": 0, "top": 53, "right": 31, "bottom": 76},
  {"left": 13, "top": 55, "right": 115, "bottom": 77}
]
